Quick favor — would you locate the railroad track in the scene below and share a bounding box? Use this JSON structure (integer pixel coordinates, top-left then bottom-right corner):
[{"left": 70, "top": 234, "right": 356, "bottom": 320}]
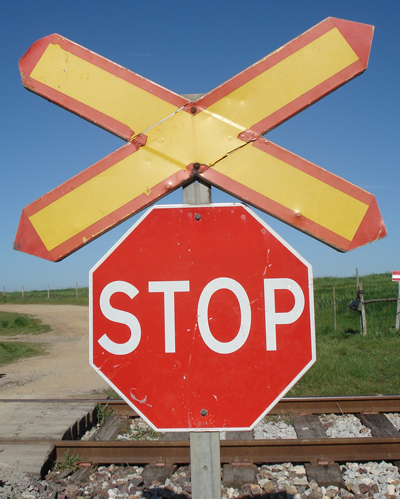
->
[
  {"left": 55, "top": 395, "right": 400, "bottom": 469},
  {"left": 2, "top": 394, "right": 400, "bottom": 468}
]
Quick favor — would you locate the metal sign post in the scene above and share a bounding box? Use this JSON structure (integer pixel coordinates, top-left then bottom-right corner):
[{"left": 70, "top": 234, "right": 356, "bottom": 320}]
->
[
  {"left": 183, "top": 181, "right": 221, "bottom": 499},
  {"left": 190, "top": 431, "right": 221, "bottom": 499}
]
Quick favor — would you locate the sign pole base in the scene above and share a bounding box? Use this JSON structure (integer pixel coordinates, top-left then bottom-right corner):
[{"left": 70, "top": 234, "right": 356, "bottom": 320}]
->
[
  {"left": 190, "top": 431, "right": 221, "bottom": 499},
  {"left": 185, "top": 181, "right": 221, "bottom": 498}
]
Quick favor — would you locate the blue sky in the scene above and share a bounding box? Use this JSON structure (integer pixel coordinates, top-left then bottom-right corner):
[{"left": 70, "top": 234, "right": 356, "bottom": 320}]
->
[{"left": 1, "top": 0, "right": 399, "bottom": 291}]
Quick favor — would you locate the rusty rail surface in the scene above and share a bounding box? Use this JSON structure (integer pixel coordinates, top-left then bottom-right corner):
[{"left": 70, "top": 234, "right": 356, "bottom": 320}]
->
[
  {"left": 52, "top": 437, "right": 400, "bottom": 466},
  {"left": 2, "top": 394, "right": 400, "bottom": 415},
  {"left": 1, "top": 395, "right": 400, "bottom": 468},
  {"left": 87, "top": 394, "right": 400, "bottom": 417}
]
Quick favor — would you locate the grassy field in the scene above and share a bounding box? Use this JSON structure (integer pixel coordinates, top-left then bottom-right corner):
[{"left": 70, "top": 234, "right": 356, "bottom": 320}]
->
[
  {"left": 0, "top": 341, "right": 48, "bottom": 368},
  {"left": 289, "top": 272, "right": 400, "bottom": 396},
  {"left": 314, "top": 272, "right": 398, "bottom": 337},
  {"left": 1, "top": 273, "right": 399, "bottom": 395},
  {"left": 0, "top": 287, "right": 88, "bottom": 306},
  {"left": 0, "top": 312, "right": 50, "bottom": 367},
  {"left": 0, "top": 312, "right": 51, "bottom": 336}
]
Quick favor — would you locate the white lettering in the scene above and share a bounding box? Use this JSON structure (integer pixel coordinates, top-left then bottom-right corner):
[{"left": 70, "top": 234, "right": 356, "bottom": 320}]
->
[
  {"left": 197, "top": 277, "right": 251, "bottom": 354},
  {"left": 264, "top": 278, "right": 305, "bottom": 351},
  {"left": 98, "top": 277, "right": 305, "bottom": 355},
  {"left": 148, "top": 281, "right": 190, "bottom": 353},
  {"left": 98, "top": 281, "right": 141, "bottom": 355}
]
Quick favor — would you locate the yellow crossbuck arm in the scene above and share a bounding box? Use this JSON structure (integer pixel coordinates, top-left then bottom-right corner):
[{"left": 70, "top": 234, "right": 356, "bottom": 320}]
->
[
  {"left": 19, "top": 34, "right": 189, "bottom": 140},
  {"left": 200, "top": 18, "right": 372, "bottom": 135},
  {"left": 201, "top": 138, "right": 385, "bottom": 251},
  {"left": 14, "top": 18, "right": 386, "bottom": 261}
]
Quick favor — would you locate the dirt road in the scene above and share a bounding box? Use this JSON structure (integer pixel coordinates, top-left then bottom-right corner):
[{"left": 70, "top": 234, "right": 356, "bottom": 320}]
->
[{"left": 0, "top": 304, "right": 109, "bottom": 398}]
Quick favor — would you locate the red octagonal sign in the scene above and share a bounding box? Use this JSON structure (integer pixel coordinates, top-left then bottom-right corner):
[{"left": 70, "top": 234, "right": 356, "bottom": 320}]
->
[{"left": 90, "top": 204, "right": 315, "bottom": 431}]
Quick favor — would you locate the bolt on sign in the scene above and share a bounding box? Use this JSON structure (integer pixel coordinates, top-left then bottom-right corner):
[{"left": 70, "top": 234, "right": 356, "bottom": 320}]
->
[
  {"left": 14, "top": 17, "right": 386, "bottom": 262},
  {"left": 90, "top": 204, "right": 315, "bottom": 431}
]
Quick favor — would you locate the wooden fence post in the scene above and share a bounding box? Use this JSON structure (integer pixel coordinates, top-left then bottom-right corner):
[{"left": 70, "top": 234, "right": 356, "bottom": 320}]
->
[
  {"left": 359, "top": 283, "right": 367, "bottom": 336},
  {"left": 356, "top": 269, "right": 367, "bottom": 335}
]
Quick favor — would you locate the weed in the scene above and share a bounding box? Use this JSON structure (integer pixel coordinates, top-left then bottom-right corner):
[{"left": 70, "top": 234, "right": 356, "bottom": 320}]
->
[
  {"left": 96, "top": 403, "right": 115, "bottom": 425},
  {"left": 129, "top": 426, "right": 163, "bottom": 440},
  {"left": 262, "top": 412, "right": 294, "bottom": 427},
  {"left": 54, "top": 450, "right": 80, "bottom": 472},
  {"left": 103, "top": 388, "right": 120, "bottom": 399}
]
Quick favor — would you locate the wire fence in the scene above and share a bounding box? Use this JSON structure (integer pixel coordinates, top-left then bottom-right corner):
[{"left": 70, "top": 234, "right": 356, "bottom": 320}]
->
[
  {"left": 314, "top": 272, "right": 399, "bottom": 336},
  {"left": 1, "top": 273, "right": 399, "bottom": 333},
  {"left": 0, "top": 284, "right": 89, "bottom": 304}
]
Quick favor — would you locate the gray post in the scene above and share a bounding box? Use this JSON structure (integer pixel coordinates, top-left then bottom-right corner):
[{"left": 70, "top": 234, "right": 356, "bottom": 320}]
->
[
  {"left": 190, "top": 432, "right": 221, "bottom": 499},
  {"left": 183, "top": 180, "right": 212, "bottom": 205},
  {"left": 356, "top": 270, "right": 367, "bottom": 336},
  {"left": 359, "top": 283, "right": 367, "bottom": 336},
  {"left": 182, "top": 179, "right": 220, "bottom": 499},
  {"left": 47, "top": 284, "right": 50, "bottom": 299},
  {"left": 396, "top": 282, "right": 400, "bottom": 331}
]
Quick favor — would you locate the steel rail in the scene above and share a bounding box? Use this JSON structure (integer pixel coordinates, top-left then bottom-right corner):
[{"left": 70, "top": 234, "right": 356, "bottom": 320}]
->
[
  {"left": 100, "top": 394, "right": 400, "bottom": 417},
  {"left": 51, "top": 437, "right": 400, "bottom": 466},
  {"left": 2, "top": 395, "right": 400, "bottom": 471},
  {"left": 1, "top": 394, "right": 400, "bottom": 415}
]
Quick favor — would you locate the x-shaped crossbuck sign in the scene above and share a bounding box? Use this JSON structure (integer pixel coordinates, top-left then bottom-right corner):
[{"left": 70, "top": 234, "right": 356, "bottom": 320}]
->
[{"left": 14, "top": 17, "right": 386, "bottom": 262}]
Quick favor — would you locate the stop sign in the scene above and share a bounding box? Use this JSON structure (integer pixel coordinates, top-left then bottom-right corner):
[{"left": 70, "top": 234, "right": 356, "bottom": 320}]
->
[{"left": 89, "top": 204, "right": 315, "bottom": 431}]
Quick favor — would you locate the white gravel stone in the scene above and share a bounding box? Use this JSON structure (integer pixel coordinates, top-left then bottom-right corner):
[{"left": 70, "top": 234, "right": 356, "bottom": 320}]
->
[
  {"left": 254, "top": 418, "right": 297, "bottom": 439},
  {"left": 341, "top": 461, "right": 400, "bottom": 495},
  {"left": 385, "top": 412, "right": 400, "bottom": 430},
  {"left": 117, "top": 417, "right": 162, "bottom": 440},
  {"left": 319, "top": 413, "right": 371, "bottom": 438},
  {"left": 8, "top": 412, "right": 400, "bottom": 499},
  {"left": 81, "top": 423, "right": 101, "bottom": 440}
]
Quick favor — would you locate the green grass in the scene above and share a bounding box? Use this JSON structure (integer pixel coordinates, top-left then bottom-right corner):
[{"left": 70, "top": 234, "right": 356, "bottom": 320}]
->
[
  {"left": 0, "top": 312, "right": 51, "bottom": 336},
  {"left": 287, "top": 272, "right": 400, "bottom": 396},
  {"left": 0, "top": 312, "right": 51, "bottom": 366},
  {"left": 0, "top": 287, "right": 88, "bottom": 306},
  {"left": 288, "top": 331, "right": 400, "bottom": 396},
  {"left": 0, "top": 341, "right": 48, "bottom": 367},
  {"left": 54, "top": 450, "right": 80, "bottom": 472},
  {"left": 1, "top": 275, "right": 399, "bottom": 395},
  {"left": 314, "top": 272, "right": 398, "bottom": 336},
  {"left": 96, "top": 403, "right": 115, "bottom": 425}
]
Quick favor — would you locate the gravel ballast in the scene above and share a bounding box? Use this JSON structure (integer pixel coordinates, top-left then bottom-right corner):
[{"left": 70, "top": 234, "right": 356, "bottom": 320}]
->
[{"left": 2, "top": 413, "right": 400, "bottom": 498}]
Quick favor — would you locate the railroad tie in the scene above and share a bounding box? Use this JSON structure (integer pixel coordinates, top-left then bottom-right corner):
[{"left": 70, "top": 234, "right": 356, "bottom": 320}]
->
[
  {"left": 357, "top": 413, "right": 400, "bottom": 437},
  {"left": 293, "top": 415, "right": 326, "bottom": 439},
  {"left": 294, "top": 414, "right": 345, "bottom": 488}
]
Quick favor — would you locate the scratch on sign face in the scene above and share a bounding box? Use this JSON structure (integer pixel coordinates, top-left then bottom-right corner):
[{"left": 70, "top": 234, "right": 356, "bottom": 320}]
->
[
  {"left": 130, "top": 388, "right": 152, "bottom": 407},
  {"left": 263, "top": 249, "right": 271, "bottom": 276}
]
